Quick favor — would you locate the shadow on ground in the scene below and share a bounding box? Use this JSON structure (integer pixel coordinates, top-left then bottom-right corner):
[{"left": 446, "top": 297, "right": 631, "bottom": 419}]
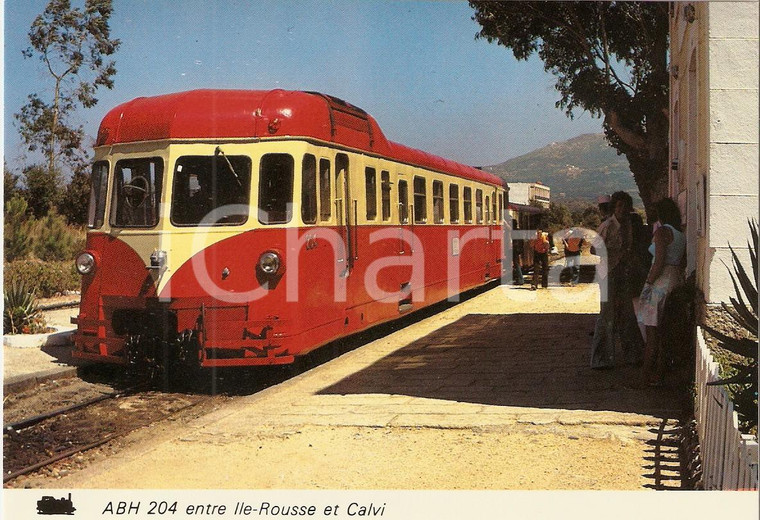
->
[
  {"left": 319, "top": 313, "right": 689, "bottom": 418},
  {"left": 642, "top": 419, "right": 686, "bottom": 489}
]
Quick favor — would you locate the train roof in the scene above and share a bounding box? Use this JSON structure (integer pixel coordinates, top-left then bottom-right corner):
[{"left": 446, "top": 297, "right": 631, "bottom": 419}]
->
[{"left": 96, "top": 89, "right": 504, "bottom": 187}]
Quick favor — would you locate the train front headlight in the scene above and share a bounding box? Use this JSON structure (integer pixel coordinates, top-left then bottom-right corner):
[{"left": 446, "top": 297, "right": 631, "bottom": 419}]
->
[
  {"left": 258, "top": 251, "right": 281, "bottom": 275},
  {"left": 75, "top": 252, "right": 96, "bottom": 275}
]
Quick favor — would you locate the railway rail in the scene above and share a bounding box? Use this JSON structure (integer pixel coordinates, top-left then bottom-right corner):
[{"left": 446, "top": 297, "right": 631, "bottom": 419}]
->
[{"left": 3, "top": 385, "right": 213, "bottom": 483}]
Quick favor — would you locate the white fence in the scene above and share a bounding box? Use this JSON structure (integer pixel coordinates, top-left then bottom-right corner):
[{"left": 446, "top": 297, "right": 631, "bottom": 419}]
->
[{"left": 695, "top": 327, "right": 759, "bottom": 490}]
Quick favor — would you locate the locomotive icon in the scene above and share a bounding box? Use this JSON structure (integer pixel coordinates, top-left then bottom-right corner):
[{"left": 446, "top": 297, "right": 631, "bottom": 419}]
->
[{"left": 37, "top": 493, "right": 76, "bottom": 515}]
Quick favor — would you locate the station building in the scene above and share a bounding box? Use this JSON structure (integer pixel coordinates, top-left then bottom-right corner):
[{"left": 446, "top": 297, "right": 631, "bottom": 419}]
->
[{"left": 669, "top": 1, "right": 759, "bottom": 303}]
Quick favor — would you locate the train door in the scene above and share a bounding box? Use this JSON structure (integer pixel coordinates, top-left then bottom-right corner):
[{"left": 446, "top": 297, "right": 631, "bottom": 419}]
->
[
  {"left": 491, "top": 190, "right": 501, "bottom": 268},
  {"left": 398, "top": 179, "right": 409, "bottom": 255},
  {"left": 335, "top": 153, "right": 353, "bottom": 275},
  {"left": 485, "top": 195, "right": 492, "bottom": 244},
  {"left": 397, "top": 178, "right": 413, "bottom": 312},
  {"left": 336, "top": 153, "right": 365, "bottom": 319}
]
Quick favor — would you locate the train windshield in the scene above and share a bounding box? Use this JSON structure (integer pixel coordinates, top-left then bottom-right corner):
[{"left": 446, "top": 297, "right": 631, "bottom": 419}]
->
[
  {"left": 110, "top": 158, "right": 163, "bottom": 228},
  {"left": 88, "top": 161, "right": 109, "bottom": 229},
  {"left": 170, "top": 154, "right": 252, "bottom": 226}
]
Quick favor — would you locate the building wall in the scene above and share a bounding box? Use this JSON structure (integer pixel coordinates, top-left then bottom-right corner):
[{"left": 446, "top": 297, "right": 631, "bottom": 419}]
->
[
  {"left": 508, "top": 183, "right": 531, "bottom": 206},
  {"left": 670, "top": 1, "right": 759, "bottom": 303},
  {"left": 508, "top": 182, "right": 551, "bottom": 208}
]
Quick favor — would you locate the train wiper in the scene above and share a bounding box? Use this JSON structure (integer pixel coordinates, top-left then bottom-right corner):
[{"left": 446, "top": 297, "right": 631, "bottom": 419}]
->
[{"left": 214, "top": 146, "right": 243, "bottom": 188}]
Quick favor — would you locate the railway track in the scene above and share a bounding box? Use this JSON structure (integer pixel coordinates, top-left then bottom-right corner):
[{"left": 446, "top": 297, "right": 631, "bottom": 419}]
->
[
  {"left": 4, "top": 290, "right": 489, "bottom": 486},
  {"left": 3, "top": 361, "right": 304, "bottom": 485},
  {"left": 3, "top": 384, "right": 215, "bottom": 483}
]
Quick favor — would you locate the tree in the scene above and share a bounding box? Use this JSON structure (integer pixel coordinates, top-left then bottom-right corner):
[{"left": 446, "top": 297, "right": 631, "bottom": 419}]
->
[
  {"left": 21, "top": 164, "right": 61, "bottom": 218},
  {"left": 15, "top": 0, "right": 120, "bottom": 176},
  {"left": 540, "top": 202, "right": 573, "bottom": 233},
  {"left": 469, "top": 1, "right": 669, "bottom": 220},
  {"left": 4, "top": 162, "right": 21, "bottom": 201},
  {"left": 4, "top": 197, "right": 35, "bottom": 261},
  {"left": 59, "top": 166, "right": 91, "bottom": 225}
]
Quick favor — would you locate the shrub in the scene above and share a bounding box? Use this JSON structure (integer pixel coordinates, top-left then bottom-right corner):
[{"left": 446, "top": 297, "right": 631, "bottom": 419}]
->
[
  {"left": 32, "top": 211, "right": 85, "bottom": 261},
  {"left": 3, "top": 279, "right": 45, "bottom": 334},
  {"left": 703, "top": 219, "right": 758, "bottom": 432},
  {"left": 4, "top": 259, "right": 81, "bottom": 298},
  {"left": 4, "top": 196, "right": 35, "bottom": 261}
]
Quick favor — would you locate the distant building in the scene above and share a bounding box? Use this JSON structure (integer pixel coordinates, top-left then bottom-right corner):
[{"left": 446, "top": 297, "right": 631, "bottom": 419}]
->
[
  {"left": 508, "top": 182, "right": 551, "bottom": 208},
  {"left": 507, "top": 182, "right": 551, "bottom": 232},
  {"left": 669, "top": 1, "right": 759, "bottom": 303}
]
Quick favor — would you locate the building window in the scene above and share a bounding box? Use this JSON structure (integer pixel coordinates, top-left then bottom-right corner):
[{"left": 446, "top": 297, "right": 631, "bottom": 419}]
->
[
  {"left": 319, "top": 158, "right": 331, "bottom": 221},
  {"left": 365, "top": 167, "right": 377, "bottom": 220},
  {"left": 449, "top": 184, "right": 459, "bottom": 224},
  {"left": 413, "top": 176, "right": 426, "bottom": 223},
  {"left": 463, "top": 186, "right": 472, "bottom": 223},
  {"left": 433, "top": 180, "right": 444, "bottom": 224},
  {"left": 381, "top": 171, "right": 391, "bottom": 221}
]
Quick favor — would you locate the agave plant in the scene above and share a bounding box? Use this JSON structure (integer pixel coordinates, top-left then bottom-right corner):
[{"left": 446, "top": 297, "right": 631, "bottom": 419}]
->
[
  {"left": 3, "top": 279, "right": 42, "bottom": 335},
  {"left": 703, "top": 219, "right": 758, "bottom": 430}
]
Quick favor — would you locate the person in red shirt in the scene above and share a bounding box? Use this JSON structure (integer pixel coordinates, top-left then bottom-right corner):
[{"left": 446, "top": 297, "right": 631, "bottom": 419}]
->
[{"left": 530, "top": 228, "right": 550, "bottom": 290}]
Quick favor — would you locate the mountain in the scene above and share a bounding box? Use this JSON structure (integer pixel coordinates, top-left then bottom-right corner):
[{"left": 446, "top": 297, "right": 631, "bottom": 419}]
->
[{"left": 482, "top": 133, "right": 641, "bottom": 206}]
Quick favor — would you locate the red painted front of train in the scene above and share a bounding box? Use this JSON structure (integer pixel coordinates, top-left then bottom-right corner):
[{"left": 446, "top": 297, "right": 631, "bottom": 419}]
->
[{"left": 72, "top": 90, "right": 507, "bottom": 370}]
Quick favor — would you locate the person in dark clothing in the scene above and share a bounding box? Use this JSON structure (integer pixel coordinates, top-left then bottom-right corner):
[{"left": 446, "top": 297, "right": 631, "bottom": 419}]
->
[
  {"left": 590, "top": 191, "right": 644, "bottom": 368},
  {"left": 511, "top": 219, "right": 524, "bottom": 285}
]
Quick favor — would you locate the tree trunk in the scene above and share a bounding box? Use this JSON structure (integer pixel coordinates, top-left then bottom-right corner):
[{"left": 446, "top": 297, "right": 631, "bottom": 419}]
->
[
  {"left": 49, "top": 78, "right": 61, "bottom": 176},
  {"left": 627, "top": 149, "right": 669, "bottom": 224},
  {"left": 604, "top": 105, "right": 669, "bottom": 223}
]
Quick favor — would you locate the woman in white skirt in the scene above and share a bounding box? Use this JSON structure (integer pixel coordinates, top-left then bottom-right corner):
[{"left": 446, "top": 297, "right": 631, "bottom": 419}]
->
[{"left": 637, "top": 198, "right": 686, "bottom": 386}]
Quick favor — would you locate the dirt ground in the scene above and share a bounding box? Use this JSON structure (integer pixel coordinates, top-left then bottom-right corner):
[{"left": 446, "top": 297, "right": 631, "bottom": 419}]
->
[{"left": 9, "top": 283, "right": 686, "bottom": 490}]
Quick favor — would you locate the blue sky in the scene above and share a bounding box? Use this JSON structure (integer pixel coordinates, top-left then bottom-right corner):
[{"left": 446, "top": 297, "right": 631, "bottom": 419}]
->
[{"left": 3, "top": 0, "right": 603, "bottom": 174}]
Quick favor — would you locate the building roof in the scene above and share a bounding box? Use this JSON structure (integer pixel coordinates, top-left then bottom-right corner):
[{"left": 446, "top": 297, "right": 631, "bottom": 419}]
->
[
  {"left": 508, "top": 203, "right": 544, "bottom": 214},
  {"left": 96, "top": 89, "right": 504, "bottom": 187}
]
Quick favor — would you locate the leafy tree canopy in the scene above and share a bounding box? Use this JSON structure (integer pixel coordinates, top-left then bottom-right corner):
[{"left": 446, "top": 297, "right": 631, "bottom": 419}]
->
[
  {"left": 21, "top": 164, "right": 61, "bottom": 218},
  {"left": 59, "top": 166, "right": 92, "bottom": 225},
  {"left": 15, "top": 0, "right": 120, "bottom": 176},
  {"left": 469, "top": 1, "right": 669, "bottom": 219}
]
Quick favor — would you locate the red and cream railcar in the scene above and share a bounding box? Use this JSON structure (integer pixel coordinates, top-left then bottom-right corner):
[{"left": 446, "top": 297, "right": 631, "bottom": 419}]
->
[{"left": 72, "top": 89, "right": 507, "bottom": 370}]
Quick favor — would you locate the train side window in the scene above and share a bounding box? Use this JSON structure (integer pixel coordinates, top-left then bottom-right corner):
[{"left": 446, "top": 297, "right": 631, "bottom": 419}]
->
[
  {"left": 499, "top": 193, "right": 503, "bottom": 222},
  {"left": 381, "top": 170, "right": 391, "bottom": 221},
  {"left": 463, "top": 187, "right": 472, "bottom": 224},
  {"left": 111, "top": 157, "right": 163, "bottom": 228},
  {"left": 365, "top": 167, "right": 377, "bottom": 220},
  {"left": 89, "top": 161, "right": 109, "bottom": 229},
  {"left": 170, "top": 155, "right": 252, "bottom": 226},
  {"left": 301, "top": 154, "right": 317, "bottom": 225},
  {"left": 413, "top": 176, "right": 427, "bottom": 223},
  {"left": 319, "top": 158, "right": 331, "bottom": 221},
  {"left": 398, "top": 179, "right": 409, "bottom": 224},
  {"left": 492, "top": 192, "right": 497, "bottom": 224},
  {"left": 433, "top": 180, "right": 444, "bottom": 224},
  {"left": 476, "top": 189, "right": 483, "bottom": 224},
  {"left": 259, "top": 153, "right": 294, "bottom": 224},
  {"left": 449, "top": 184, "right": 459, "bottom": 224},
  {"left": 485, "top": 195, "right": 490, "bottom": 224}
]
